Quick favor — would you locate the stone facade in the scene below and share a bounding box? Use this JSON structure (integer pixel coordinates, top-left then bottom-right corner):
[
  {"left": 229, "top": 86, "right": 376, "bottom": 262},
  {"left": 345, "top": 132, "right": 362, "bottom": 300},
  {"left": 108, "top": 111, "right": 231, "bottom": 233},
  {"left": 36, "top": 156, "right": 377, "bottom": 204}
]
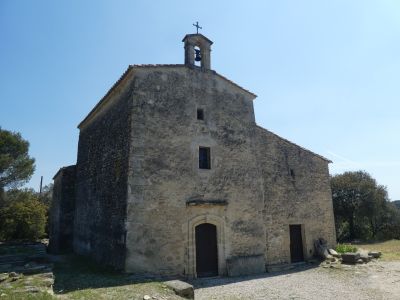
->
[
  {"left": 50, "top": 33, "right": 336, "bottom": 277},
  {"left": 255, "top": 127, "right": 336, "bottom": 265}
]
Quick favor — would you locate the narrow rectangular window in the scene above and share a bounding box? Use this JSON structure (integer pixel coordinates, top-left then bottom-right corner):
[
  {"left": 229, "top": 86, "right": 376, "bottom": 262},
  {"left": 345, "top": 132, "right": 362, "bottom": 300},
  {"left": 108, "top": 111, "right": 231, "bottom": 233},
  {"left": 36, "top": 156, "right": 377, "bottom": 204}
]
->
[
  {"left": 199, "top": 147, "right": 210, "bottom": 169},
  {"left": 197, "top": 108, "right": 204, "bottom": 120}
]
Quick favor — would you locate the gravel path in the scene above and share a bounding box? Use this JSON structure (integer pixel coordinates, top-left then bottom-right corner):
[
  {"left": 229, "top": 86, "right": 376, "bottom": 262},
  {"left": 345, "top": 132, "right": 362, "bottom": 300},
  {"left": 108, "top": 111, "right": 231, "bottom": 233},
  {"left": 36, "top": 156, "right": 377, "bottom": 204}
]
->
[{"left": 192, "top": 261, "right": 400, "bottom": 300}]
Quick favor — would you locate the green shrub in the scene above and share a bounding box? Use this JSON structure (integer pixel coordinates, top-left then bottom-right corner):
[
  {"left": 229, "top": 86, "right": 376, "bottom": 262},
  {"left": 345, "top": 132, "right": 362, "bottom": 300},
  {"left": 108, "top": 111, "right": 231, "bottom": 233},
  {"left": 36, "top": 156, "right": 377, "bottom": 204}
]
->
[
  {"left": 0, "top": 189, "right": 47, "bottom": 241},
  {"left": 336, "top": 243, "right": 357, "bottom": 253},
  {"left": 336, "top": 220, "right": 351, "bottom": 242}
]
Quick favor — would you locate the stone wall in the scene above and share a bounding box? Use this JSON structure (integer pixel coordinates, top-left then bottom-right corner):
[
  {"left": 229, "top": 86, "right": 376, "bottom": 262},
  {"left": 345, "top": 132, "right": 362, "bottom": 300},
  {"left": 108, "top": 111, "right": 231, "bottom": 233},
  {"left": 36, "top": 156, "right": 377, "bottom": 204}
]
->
[
  {"left": 48, "top": 165, "right": 76, "bottom": 253},
  {"left": 124, "top": 66, "right": 265, "bottom": 277},
  {"left": 255, "top": 127, "right": 336, "bottom": 265},
  {"left": 73, "top": 73, "right": 134, "bottom": 269}
]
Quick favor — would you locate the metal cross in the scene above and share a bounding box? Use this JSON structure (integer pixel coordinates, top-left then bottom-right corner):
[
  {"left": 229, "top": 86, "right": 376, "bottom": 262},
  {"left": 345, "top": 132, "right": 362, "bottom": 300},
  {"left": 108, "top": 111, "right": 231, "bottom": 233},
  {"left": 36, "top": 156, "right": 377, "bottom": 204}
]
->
[{"left": 193, "top": 21, "right": 202, "bottom": 34}]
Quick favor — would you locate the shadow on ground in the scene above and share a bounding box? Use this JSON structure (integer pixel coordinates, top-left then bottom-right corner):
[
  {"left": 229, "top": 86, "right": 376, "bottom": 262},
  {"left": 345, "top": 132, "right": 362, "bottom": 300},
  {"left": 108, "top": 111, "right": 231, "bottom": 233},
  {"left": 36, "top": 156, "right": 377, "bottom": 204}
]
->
[
  {"left": 52, "top": 255, "right": 165, "bottom": 294},
  {"left": 52, "top": 255, "right": 321, "bottom": 294},
  {"left": 0, "top": 241, "right": 51, "bottom": 275},
  {"left": 1, "top": 243, "right": 322, "bottom": 295},
  {"left": 189, "top": 263, "right": 319, "bottom": 289}
]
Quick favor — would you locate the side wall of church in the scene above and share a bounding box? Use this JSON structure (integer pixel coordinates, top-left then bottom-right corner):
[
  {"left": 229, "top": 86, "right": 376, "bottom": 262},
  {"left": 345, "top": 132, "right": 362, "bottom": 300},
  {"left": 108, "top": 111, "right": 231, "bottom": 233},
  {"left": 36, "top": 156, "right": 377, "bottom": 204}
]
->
[
  {"left": 255, "top": 127, "right": 336, "bottom": 265},
  {"left": 48, "top": 165, "right": 76, "bottom": 253},
  {"left": 73, "top": 76, "right": 134, "bottom": 270},
  {"left": 125, "top": 67, "right": 266, "bottom": 277}
]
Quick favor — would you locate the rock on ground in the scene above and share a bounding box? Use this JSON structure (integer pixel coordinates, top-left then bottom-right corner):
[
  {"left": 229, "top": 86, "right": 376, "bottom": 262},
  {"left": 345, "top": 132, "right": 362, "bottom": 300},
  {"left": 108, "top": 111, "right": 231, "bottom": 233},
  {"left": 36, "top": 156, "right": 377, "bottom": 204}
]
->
[{"left": 164, "top": 280, "right": 194, "bottom": 299}]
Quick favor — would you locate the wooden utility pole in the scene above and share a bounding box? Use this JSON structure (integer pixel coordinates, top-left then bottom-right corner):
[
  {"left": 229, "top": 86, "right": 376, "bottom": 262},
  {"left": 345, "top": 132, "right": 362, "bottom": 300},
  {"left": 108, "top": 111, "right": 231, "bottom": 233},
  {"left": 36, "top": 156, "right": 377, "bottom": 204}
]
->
[{"left": 39, "top": 176, "right": 43, "bottom": 195}]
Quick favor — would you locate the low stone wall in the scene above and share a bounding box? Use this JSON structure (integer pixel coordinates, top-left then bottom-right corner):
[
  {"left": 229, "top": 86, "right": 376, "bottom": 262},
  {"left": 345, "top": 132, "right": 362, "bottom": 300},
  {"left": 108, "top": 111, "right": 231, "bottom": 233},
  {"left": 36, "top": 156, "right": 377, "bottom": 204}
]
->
[{"left": 226, "top": 255, "right": 266, "bottom": 277}]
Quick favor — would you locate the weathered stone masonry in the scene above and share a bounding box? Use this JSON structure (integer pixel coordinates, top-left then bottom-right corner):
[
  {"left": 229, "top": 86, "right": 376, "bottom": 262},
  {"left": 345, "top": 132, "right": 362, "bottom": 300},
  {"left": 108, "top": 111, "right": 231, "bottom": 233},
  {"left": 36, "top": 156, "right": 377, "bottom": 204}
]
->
[
  {"left": 50, "top": 33, "right": 336, "bottom": 277},
  {"left": 255, "top": 127, "right": 336, "bottom": 265},
  {"left": 49, "top": 165, "right": 76, "bottom": 253},
  {"left": 72, "top": 72, "right": 133, "bottom": 269}
]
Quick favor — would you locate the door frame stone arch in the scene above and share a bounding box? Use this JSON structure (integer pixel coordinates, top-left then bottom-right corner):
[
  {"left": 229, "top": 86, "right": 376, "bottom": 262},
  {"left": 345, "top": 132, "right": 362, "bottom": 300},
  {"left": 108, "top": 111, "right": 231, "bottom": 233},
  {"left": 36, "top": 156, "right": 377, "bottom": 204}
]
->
[{"left": 187, "top": 214, "right": 226, "bottom": 278}]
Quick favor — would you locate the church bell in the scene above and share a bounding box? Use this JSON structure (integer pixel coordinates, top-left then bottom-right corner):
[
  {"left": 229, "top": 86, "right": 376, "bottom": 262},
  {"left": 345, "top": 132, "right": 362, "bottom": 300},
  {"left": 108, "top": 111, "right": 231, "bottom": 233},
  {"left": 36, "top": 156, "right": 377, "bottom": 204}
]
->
[{"left": 194, "top": 49, "right": 202, "bottom": 62}]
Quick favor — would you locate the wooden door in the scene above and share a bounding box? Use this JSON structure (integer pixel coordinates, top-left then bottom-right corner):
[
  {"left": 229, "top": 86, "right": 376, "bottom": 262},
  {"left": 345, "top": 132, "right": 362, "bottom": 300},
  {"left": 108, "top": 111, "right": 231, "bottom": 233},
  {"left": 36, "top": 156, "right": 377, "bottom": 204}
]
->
[
  {"left": 195, "top": 223, "right": 218, "bottom": 277},
  {"left": 289, "top": 224, "right": 304, "bottom": 263}
]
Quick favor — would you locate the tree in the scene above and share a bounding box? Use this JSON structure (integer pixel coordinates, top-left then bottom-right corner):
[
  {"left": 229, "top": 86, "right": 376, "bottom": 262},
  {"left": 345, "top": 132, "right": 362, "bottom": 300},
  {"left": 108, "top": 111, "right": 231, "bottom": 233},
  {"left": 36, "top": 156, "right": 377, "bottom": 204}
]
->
[
  {"left": 39, "top": 183, "right": 53, "bottom": 235},
  {"left": 39, "top": 183, "right": 53, "bottom": 206},
  {"left": 0, "top": 128, "right": 35, "bottom": 192},
  {"left": 0, "top": 188, "right": 47, "bottom": 241},
  {"left": 393, "top": 200, "right": 400, "bottom": 210},
  {"left": 376, "top": 201, "right": 400, "bottom": 240},
  {"left": 331, "top": 171, "right": 390, "bottom": 241}
]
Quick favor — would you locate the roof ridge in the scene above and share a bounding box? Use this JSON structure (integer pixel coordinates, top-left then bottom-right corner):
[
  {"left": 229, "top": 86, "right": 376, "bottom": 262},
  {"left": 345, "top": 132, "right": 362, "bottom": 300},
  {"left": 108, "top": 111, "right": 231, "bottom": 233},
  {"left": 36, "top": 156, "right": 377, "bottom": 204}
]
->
[
  {"left": 129, "top": 64, "right": 256, "bottom": 98},
  {"left": 78, "top": 64, "right": 257, "bottom": 129},
  {"left": 130, "top": 64, "right": 184, "bottom": 68}
]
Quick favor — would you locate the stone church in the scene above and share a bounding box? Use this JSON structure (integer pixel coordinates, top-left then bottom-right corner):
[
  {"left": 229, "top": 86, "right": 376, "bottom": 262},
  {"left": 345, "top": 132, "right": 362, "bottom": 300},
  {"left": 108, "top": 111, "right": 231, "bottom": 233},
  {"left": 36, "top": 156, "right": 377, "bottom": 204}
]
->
[{"left": 49, "top": 32, "right": 336, "bottom": 278}]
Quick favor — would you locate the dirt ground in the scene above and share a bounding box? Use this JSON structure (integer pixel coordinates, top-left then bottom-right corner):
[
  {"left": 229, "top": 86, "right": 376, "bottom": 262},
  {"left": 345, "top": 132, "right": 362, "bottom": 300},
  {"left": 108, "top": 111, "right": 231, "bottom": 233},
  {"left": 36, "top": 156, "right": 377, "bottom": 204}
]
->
[
  {"left": 193, "top": 260, "right": 400, "bottom": 300},
  {"left": 1, "top": 240, "right": 400, "bottom": 299}
]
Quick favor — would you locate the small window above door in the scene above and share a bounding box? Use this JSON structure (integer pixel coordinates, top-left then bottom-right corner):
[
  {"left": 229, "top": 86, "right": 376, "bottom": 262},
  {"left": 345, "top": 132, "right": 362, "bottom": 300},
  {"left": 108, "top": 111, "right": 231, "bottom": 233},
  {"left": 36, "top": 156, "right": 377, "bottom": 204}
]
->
[{"left": 199, "top": 147, "right": 211, "bottom": 169}]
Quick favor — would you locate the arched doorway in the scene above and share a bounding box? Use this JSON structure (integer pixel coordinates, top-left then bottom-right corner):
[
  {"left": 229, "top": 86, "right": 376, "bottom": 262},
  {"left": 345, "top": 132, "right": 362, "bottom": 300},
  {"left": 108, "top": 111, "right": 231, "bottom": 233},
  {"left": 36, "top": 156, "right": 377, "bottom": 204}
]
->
[{"left": 195, "top": 223, "right": 218, "bottom": 277}]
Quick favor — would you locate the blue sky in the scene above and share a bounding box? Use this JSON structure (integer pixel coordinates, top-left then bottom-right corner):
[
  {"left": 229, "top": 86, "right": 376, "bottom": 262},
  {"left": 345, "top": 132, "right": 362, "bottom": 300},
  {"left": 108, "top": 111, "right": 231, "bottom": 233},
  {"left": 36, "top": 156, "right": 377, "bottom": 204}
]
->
[{"left": 1, "top": 0, "right": 399, "bottom": 199}]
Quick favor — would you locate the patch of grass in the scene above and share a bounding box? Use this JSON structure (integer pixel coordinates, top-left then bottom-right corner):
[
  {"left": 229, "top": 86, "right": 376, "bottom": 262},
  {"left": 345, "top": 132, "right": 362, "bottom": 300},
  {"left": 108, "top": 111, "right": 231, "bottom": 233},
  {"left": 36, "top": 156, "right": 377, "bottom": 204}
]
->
[
  {"left": 52, "top": 255, "right": 183, "bottom": 299},
  {"left": 1, "top": 292, "right": 54, "bottom": 300},
  {"left": 0, "top": 251, "right": 184, "bottom": 299},
  {"left": 336, "top": 243, "right": 357, "bottom": 253},
  {"left": 0, "top": 273, "right": 54, "bottom": 300},
  {"left": 357, "top": 239, "right": 400, "bottom": 261}
]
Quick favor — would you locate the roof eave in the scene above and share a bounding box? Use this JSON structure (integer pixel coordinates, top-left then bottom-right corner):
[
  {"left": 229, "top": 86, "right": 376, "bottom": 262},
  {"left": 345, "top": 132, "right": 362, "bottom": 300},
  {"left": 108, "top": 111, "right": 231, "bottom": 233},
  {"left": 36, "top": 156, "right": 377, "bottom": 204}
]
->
[
  {"left": 77, "top": 66, "right": 134, "bottom": 129},
  {"left": 256, "top": 125, "right": 332, "bottom": 163},
  {"left": 182, "top": 33, "right": 213, "bottom": 45}
]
